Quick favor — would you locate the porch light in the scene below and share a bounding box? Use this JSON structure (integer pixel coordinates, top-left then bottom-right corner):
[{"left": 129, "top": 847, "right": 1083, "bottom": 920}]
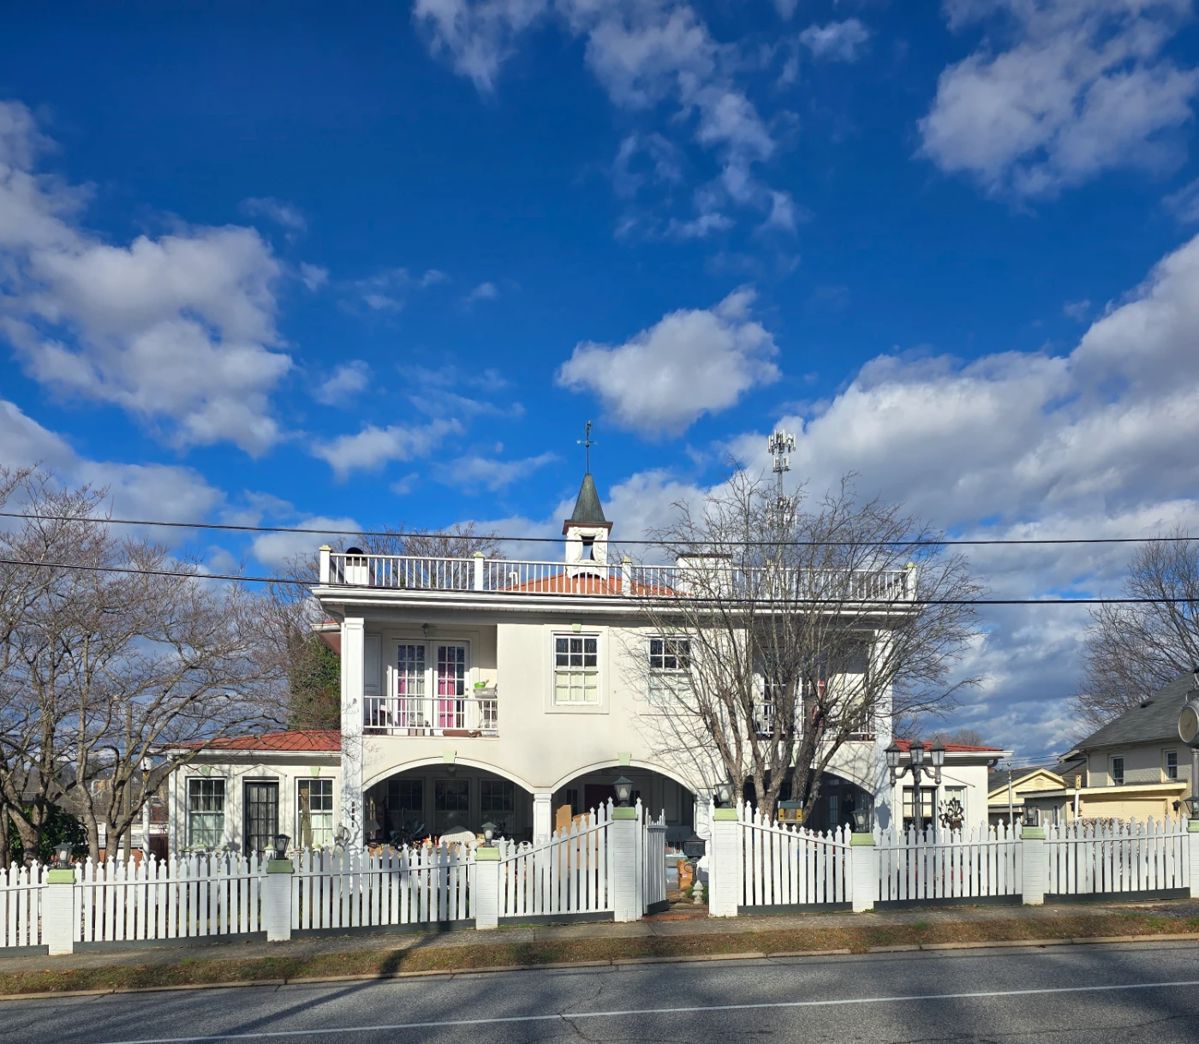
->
[
  {"left": 1022, "top": 806, "right": 1039, "bottom": 828},
  {"left": 272, "top": 834, "right": 290, "bottom": 859},
  {"left": 55, "top": 842, "right": 72, "bottom": 869},
  {"left": 909, "top": 741, "right": 925, "bottom": 768},
  {"left": 613, "top": 776, "right": 634, "bottom": 807},
  {"left": 481, "top": 822, "right": 496, "bottom": 845},
  {"left": 714, "top": 781, "right": 732, "bottom": 808},
  {"left": 851, "top": 799, "right": 873, "bottom": 833},
  {"left": 1184, "top": 795, "right": 1199, "bottom": 819}
]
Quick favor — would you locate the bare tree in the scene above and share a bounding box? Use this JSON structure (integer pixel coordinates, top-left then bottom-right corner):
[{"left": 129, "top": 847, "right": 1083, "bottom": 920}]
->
[
  {"left": 627, "top": 472, "right": 979, "bottom": 822},
  {"left": 1076, "top": 533, "right": 1199, "bottom": 728}
]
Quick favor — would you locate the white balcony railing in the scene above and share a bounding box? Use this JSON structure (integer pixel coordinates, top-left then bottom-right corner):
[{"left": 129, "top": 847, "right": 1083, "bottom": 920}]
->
[
  {"left": 320, "top": 550, "right": 917, "bottom": 603},
  {"left": 365, "top": 688, "right": 498, "bottom": 737}
]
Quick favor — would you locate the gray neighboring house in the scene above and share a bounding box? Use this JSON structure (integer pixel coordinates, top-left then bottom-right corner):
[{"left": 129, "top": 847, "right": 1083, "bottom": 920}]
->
[{"left": 1022, "top": 670, "right": 1199, "bottom": 824}]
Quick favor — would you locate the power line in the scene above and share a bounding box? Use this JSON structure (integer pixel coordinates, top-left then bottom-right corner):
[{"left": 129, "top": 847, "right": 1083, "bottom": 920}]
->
[
  {"left": 0, "top": 556, "right": 1194, "bottom": 607},
  {"left": 0, "top": 510, "right": 1194, "bottom": 549}
]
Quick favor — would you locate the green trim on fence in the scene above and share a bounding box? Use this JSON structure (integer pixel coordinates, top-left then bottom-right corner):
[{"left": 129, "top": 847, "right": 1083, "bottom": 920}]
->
[
  {"left": 1020, "top": 827, "right": 1046, "bottom": 840},
  {"left": 850, "top": 832, "right": 875, "bottom": 846},
  {"left": 266, "top": 858, "right": 294, "bottom": 874},
  {"left": 46, "top": 868, "right": 75, "bottom": 884},
  {"left": 712, "top": 808, "right": 738, "bottom": 821},
  {"left": 612, "top": 807, "right": 637, "bottom": 821},
  {"left": 475, "top": 847, "right": 501, "bottom": 861}
]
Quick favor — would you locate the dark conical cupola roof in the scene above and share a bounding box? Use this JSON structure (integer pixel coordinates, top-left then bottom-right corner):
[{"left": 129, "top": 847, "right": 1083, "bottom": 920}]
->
[{"left": 569, "top": 473, "right": 607, "bottom": 525}]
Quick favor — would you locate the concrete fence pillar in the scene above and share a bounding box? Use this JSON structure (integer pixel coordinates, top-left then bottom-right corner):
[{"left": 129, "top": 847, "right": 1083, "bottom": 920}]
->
[
  {"left": 611, "top": 807, "right": 640, "bottom": 922},
  {"left": 708, "top": 808, "right": 741, "bottom": 918},
  {"left": 263, "top": 857, "right": 293, "bottom": 942},
  {"left": 1187, "top": 820, "right": 1199, "bottom": 899},
  {"left": 43, "top": 867, "right": 76, "bottom": 955},
  {"left": 474, "top": 847, "right": 500, "bottom": 929},
  {"left": 1020, "top": 826, "right": 1046, "bottom": 906},
  {"left": 850, "top": 832, "right": 877, "bottom": 913}
]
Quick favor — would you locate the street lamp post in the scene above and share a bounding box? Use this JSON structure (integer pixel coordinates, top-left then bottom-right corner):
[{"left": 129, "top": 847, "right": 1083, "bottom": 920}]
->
[
  {"left": 1175, "top": 669, "right": 1199, "bottom": 820},
  {"left": 885, "top": 740, "right": 946, "bottom": 834}
]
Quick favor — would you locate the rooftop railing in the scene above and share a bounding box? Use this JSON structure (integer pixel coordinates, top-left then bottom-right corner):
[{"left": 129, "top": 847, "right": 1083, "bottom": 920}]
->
[{"left": 318, "top": 549, "right": 917, "bottom": 603}]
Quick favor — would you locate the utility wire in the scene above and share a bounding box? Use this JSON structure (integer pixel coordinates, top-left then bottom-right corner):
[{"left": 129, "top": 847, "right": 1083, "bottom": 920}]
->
[
  {"left": 0, "top": 510, "right": 1193, "bottom": 549},
  {"left": 0, "top": 556, "right": 1193, "bottom": 607}
]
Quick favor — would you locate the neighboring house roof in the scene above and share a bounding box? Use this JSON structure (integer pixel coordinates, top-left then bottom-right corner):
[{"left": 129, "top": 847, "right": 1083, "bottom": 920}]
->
[
  {"left": 1073, "top": 670, "right": 1199, "bottom": 752},
  {"left": 894, "top": 738, "right": 1006, "bottom": 754},
  {"left": 986, "top": 764, "right": 1063, "bottom": 794},
  {"left": 183, "top": 729, "right": 341, "bottom": 753}
]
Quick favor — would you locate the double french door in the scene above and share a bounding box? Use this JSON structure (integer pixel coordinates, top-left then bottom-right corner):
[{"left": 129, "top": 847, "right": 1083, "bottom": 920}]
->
[{"left": 395, "top": 642, "right": 468, "bottom": 730}]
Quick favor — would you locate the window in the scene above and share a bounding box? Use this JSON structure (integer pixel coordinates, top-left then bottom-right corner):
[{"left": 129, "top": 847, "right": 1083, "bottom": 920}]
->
[
  {"left": 1111, "top": 756, "right": 1125, "bottom": 786},
  {"left": 384, "top": 641, "right": 470, "bottom": 730},
  {"left": 383, "top": 779, "right": 424, "bottom": 841},
  {"left": 296, "top": 778, "right": 335, "bottom": 849},
  {"left": 901, "top": 787, "right": 935, "bottom": 831},
  {"left": 243, "top": 781, "right": 279, "bottom": 855},
  {"left": 553, "top": 634, "right": 599, "bottom": 704},
  {"left": 434, "top": 779, "right": 470, "bottom": 834},
  {"left": 648, "top": 636, "right": 690, "bottom": 703},
  {"left": 187, "top": 778, "right": 225, "bottom": 849},
  {"left": 481, "top": 780, "right": 515, "bottom": 835},
  {"left": 941, "top": 785, "right": 967, "bottom": 831},
  {"left": 1165, "top": 750, "right": 1179, "bottom": 781}
]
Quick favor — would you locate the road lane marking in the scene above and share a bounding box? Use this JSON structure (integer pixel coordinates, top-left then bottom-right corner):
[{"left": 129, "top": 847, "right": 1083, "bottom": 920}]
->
[{"left": 86, "top": 977, "right": 1199, "bottom": 1043}]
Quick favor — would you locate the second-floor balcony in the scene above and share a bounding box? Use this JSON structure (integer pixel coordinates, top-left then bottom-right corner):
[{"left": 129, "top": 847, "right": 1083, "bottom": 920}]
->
[
  {"left": 318, "top": 549, "right": 917, "bottom": 604},
  {"left": 365, "top": 688, "right": 498, "bottom": 738}
]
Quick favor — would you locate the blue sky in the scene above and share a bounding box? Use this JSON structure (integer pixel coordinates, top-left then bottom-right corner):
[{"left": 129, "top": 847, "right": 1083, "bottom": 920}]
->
[{"left": 3, "top": 1, "right": 1199, "bottom": 761}]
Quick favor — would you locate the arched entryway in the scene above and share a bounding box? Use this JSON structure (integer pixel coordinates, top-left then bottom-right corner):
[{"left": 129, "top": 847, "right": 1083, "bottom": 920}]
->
[
  {"left": 551, "top": 764, "right": 699, "bottom": 845},
  {"left": 364, "top": 765, "right": 534, "bottom": 845}
]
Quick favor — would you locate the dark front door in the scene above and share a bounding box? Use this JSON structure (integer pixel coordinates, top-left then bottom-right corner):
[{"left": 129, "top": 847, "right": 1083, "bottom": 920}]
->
[{"left": 243, "top": 781, "right": 279, "bottom": 854}]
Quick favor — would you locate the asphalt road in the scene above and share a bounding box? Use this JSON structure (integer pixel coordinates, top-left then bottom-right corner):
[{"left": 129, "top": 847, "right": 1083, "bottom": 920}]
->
[{"left": 7, "top": 941, "right": 1199, "bottom": 1043}]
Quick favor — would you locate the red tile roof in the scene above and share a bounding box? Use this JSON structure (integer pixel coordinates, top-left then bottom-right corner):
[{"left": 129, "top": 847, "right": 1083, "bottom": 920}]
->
[
  {"left": 895, "top": 738, "right": 1005, "bottom": 753},
  {"left": 187, "top": 729, "right": 341, "bottom": 753}
]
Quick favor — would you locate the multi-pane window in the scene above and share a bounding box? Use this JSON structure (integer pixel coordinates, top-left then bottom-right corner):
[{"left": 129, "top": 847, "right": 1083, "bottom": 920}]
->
[
  {"left": 388, "top": 642, "right": 470, "bottom": 730},
  {"left": 384, "top": 779, "right": 424, "bottom": 841},
  {"left": 553, "top": 634, "right": 599, "bottom": 704},
  {"left": 901, "top": 787, "right": 935, "bottom": 831},
  {"left": 434, "top": 779, "right": 469, "bottom": 834},
  {"left": 1111, "top": 756, "right": 1125, "bottom": 786},
  {"left": 648, "top": 637, "right": 690, "bottom": 703},
  {"left": 187, "top": 778, "right": 225, "bottom": 849},
  {"left": 1165, "top": 750, "right": 1179, "bottom": 781},
  {"left": 481, "top": 780, "right": 515, "bottom": 836},
  {"left": 296, "top": 778, "right": 335, "bottom": 849}
]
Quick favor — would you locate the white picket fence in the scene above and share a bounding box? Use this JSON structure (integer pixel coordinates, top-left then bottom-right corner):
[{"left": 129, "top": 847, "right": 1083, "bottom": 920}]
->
[
  {"left": 739, "top": 807, "right": 852, "bottom": 908},
  {"left": 0, "top": 863, "right": 45, "bottom": 948},
  {"left": 75, "top": 853, "right": 266, "bottom": 943},
  {"left": 643, "top": 811, "right": 668, "bottom": 911},
  {"left": 875, "top": 823, "right": 1022, "bottom": 903},
  {"left": 1046, "top": 819, "right": 1189, "bottom": 896},
  {"left": 498, "top": 802, "right": 612, "bottom": 918},
  {"left": 292, "top": 845, "right": 475, "bottom": 930}
]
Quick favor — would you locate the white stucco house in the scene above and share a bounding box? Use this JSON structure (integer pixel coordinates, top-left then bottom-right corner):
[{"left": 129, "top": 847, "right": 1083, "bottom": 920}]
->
[{"left": 167, "top": 470, "right": 1007, "bottom": 853}]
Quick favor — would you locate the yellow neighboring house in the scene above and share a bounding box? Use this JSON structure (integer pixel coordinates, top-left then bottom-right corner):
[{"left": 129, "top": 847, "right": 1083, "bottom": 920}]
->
[{"left": 987, "top": 765, "right": 1069, "bottom": 827}]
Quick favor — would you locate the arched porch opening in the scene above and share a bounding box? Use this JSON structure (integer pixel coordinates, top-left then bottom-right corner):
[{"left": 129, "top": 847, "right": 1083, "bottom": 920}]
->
[
  {"left": 364, "top": 765, "right": 535, "bottom": 845},
  {"left": 552, "top": 764, "right": 699, "bottom": 845}
]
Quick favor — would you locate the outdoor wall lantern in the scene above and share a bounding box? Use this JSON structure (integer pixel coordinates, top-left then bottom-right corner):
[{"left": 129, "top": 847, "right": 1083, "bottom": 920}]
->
[
  {"left": 1022, "top": 806, "right": 1040, "bottom": 828},
  {"left": 481, "top": 822, "right": 496, "bottom": 846},
  {"left": 851, "top": 799, "right": 874, "bottom": 833},
  {"left": 613, "top": 776, "right": 634, "bottom": 808},
  {"left": 272, "top": 834, "right": 291, "bottom": 859},
  {"left": 55, "top": 842, "right": 72, "bottom": 869},
  {"left": 714, "top": 782, "right": 733, "bottom": 808}
]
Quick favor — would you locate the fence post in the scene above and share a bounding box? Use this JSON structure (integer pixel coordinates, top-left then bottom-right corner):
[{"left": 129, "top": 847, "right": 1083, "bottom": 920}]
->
[
  {"left": 475, "top": 847, "right": 500, "bottom": 929},
  {"left": 708, "top": 807, "right": 741, "bottom": 917},
  {"left": 472, "top": 551, "right": 485, "bottom": 592},
  {"left": 611, "top": 806, "right": 640, "bottom": 922},
  {"left": 43, "top": 865, "right": 75, "bottom": 955},
  {"left": 263, "top": 855, "right": 293, "bottom": 942},
  {"left": 1020, "top": 825, "right": 1046, "bottom": 905},
  {"left": 850, "top": 830, "right": 877, "bottom": 913},
  {"left": 1188, "top": 819, "right": 1199, "bottom": 899}
]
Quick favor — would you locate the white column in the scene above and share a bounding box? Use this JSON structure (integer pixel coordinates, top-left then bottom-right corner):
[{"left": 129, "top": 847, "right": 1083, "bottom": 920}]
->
[
  {"left": 341, "top": 616, "right": 366, "bottom": 848},
  {"left": 262, "top": 857, "right": 293, "bottom": 942},
  {"left": 1188, "top": 820, "right": 1199, "bottom": 899},
  {"left": 472, "top": 551, "right": 485, "bottom": 591},
  {"left": 611, "top": 807, "right": 640, "bottom": 922},
  {"left": 533, "top": 792, "right": 553, "bottom": 844},
  {"left": 850, "top": 832, "right": 877, "bottom": 912},
  {"left": 1020, "top": 825, "right": 1046, "bottom": 905},
  {"left": 708, "top": 807, "right": 741, "bottom": 917},
  {"left": 43, "top": 868, "right": 75, "bottom": 955},
  {"left": 474, "top": 848, "right": 500, "bottom": 929}
]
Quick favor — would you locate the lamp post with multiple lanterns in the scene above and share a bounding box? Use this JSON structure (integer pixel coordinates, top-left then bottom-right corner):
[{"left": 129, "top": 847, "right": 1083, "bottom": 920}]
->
[{"left": 885, "top": 740, "right": 946, "bottom": 834}]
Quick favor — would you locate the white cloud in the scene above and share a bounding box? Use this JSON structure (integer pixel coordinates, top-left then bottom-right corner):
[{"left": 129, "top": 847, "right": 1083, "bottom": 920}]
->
[
  {"left": 449, "top": 451, "right": 557, "bottom": 491},
  {"left": 464, "top": 280, "right": 499, "bottom": 305},
  {"left": 1062, "top": 298, "right": 1091, "bottom": 321},
  {"left": 350, "top": 266, "right": 447, "bottom": 312},
  {"left": 557, "top": 287, "right": 780, "bottom": 435},
  {"left": 412, "top": 0, "right": 549, "bottom": 92},
  {"left": 772, "top": 0, "right": 799, "bottom": 20},
  {"left": 250, "top": 514, "right": 362, "bottom": 571},
  {"left": 313, "top": 360, "right": 372, "bottom": 406},
  {"left": 299, "top": 262, "right": 329, "bottom": 291},
  {"left": 240, "top": 196, "right": 307, "bottom": 234},
  {"left": 798, "top": 19, "right": 870, "bottom": 62},
  {"left": 921, "top": 0, "right": 1199, "bottom": 197},
  {"left": 0, "top": 102, "right": 291, "bottom": 455},
  {"left": 310, "top": 418, "right": 463, "bottom": 479}
]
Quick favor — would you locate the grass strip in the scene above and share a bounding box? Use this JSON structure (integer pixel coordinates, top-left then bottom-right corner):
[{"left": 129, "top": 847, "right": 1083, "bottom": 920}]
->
[{"left": 3, "top": 910, "right": 1198, "bottom": 998}]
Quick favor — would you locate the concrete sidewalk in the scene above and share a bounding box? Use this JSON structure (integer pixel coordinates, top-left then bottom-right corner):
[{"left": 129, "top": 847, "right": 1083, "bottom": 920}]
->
[{"left": 4, "top": 895, "right": 1197, "bottom": 977}]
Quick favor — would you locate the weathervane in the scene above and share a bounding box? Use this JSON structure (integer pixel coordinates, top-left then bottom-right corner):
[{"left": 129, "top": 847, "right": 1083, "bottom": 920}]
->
[{"left": 578, "top": 420, "right": 596, "bottom": 473}]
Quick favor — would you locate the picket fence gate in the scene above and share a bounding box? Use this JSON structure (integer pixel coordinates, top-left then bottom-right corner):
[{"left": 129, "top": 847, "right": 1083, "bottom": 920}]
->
[
  {"left": 292, "top": 845, "right": 474, "bottom": 931},
  {"left": 642, "top": 809, "right": 668, "bottom": 911},
  {"left": 0, "top": 862, "right": 45, "bottom": 948},
  {"left": 875, "top": 823, "right": 1021, "bottom": 903},
  {"left": 738, "top": 807, "right": 852, "bottom": 908},
  {"left": 498, "top": 801, "right": 612, "bottom": 918},
  {"left": 75, "top": 853, "right": 266, "bottom": 943},
  {"left": 1045, "top": 819, "right": 1189, "bottom": 896}
]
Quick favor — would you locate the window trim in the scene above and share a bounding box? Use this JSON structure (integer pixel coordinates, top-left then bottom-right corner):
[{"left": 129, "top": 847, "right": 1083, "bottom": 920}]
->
[
  {"left": 1110, "top": 755, "right": 1126, "bottom": 786},
  {"left": 374, "top": 637, "right": 474, "bottom": 730},
  {"left": 1164, "top": 749, "right": 1179, "bottom": 781},
  {"left": 296, "top": 777, "right": 336, "bottom": 850},
  {"left": 186, "top": 776, "right": 226, "bottom": 851},
  {"left": 647, "top": 635, "right": 691, "bottom": 704},
  {"left": 549, "top": 631, "right": 602, "bottom": 709}
]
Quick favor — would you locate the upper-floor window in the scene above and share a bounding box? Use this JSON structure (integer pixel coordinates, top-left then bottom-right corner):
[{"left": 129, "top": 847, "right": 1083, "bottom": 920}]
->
[
  {"left": 1165, "top": 749, "right": 1179, "bottom": 781},
  {"left": 187, "top": 777, "right": 225, "bottom": 849},
  {"left": 1110, "top": 756, "right": 1125, "bottom": 786},
  {"left": 648, "top": 636, "right": 690, "bottom": 703},
  {"left": 369, "top": 640, "right": 470, "bottom": 730},
  {"left": 554, "top": 634, "right": 599, "bottom": 704}
]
